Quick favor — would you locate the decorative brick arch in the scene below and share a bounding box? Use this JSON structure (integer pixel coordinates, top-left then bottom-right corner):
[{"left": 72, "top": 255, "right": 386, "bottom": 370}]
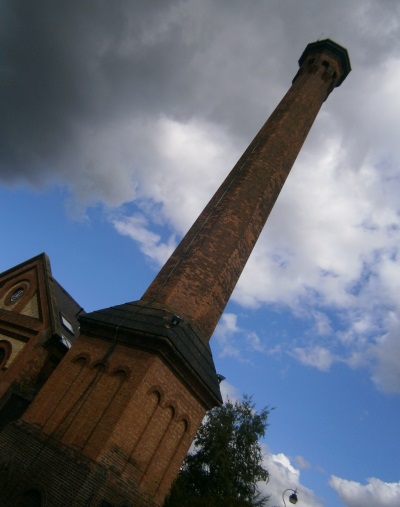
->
[
  {"left": 161, "top": 401, "right": 177, "bottom": 418},
  {"left": 71, "top": 353, "right": 90, "bottom": 366},
  {"left": 110, "top": 366, "right": 131, "bottom": 379},
  {"left": 147, "top": 385, "right": 165, "bottom": 405},
  {"left": 91, "top": 360, "right": 109, "bottom": 373},
  {"left": 176, "top": 416, "right": 190, "bottom": 433}
]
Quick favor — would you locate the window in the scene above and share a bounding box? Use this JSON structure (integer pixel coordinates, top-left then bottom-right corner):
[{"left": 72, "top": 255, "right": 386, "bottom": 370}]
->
[
  {"left": 61, "top": 334, "right": 72, "bottom": 349},
  {"left": 10, "top": 287, "right": 24, "bottom": 302},
  {"left": 60, "top": 314, "right": 74, "bottom": 334}
]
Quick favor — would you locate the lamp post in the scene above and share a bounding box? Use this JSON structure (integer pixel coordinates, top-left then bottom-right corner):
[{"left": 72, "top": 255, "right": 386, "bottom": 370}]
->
[{"left": 282, "top": 488, "right": 298, "bottom": 506}]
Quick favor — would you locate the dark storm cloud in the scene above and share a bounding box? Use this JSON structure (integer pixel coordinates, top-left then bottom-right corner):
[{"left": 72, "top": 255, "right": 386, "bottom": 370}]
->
[
  {"left": 1, "top": 0, "right": 400, "bottom": 199},
  {"left": 0, "top": 0, "right": 191, "bottom": 183}
]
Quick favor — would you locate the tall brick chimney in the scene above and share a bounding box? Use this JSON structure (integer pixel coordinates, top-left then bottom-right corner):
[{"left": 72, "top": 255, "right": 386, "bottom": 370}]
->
[
  {"left": 0, "top": 40, "right": 350, "bottom": 507},
  {"left": 142, "top": 39, "right": 351, "bottom": 342}
]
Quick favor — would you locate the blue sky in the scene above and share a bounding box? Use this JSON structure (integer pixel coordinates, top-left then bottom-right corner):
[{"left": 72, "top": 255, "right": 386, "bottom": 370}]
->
[{"left": 1, "top": 1, "right": 400, "bottom": 505}]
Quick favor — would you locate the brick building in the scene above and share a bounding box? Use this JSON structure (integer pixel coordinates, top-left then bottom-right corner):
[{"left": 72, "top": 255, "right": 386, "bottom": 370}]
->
[{"left": 0, "top": 40, "right": 350, "bottom": 506}]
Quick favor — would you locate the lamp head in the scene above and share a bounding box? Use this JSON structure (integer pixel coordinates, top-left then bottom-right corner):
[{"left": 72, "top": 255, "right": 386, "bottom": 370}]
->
[{"left": 289, "top": 492, "right": 298, "bottom": 504}]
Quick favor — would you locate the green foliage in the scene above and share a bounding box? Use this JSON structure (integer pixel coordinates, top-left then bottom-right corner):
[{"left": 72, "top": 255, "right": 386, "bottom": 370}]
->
[{"left": 164, "top": 395, "right": 270, "bottom": 507}]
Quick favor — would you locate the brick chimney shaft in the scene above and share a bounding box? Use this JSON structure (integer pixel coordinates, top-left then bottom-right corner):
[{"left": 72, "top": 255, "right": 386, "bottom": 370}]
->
[{"left": 142, "top": 40, "right": 351, "bottom": 342}]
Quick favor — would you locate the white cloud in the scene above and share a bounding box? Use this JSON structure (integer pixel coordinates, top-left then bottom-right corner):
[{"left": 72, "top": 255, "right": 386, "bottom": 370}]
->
[
  {"left": 214, "top": 313, "right": 243, "bottom": 359},
  {"left": 245, "top": 331, "right": 265, "bottom": 353},
  {"left": 138, "top": 116, "right": 238, "bottom": 234},
  {"left": 214, "top": 312, "right": 267, "bottom": 359},
  {"left": 67, "top": 115, "right": 238, "bottom": 221},
  {"left": 219, "top": 380, "right": 240, "bottom": 403},
  {"left": 312, "top": 311, "right": 333, "bottom": 337},
  {"left": 113, "top": 213, "right": 175, "bottom": 266},
  {"left": 330, "top": 475, "right": 400, "bottom": 507},
  {"left": 291, "top": 346, "right": 337, "bottom": 372}
]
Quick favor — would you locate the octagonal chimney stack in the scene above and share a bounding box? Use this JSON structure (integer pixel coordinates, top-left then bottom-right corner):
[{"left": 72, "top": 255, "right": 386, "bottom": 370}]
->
[{"left": 142, "top": 39, "right": 351, "bottom": 342}]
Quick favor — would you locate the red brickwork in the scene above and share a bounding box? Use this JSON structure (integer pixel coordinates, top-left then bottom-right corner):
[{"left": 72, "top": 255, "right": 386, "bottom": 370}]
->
[
  {"left": 0, "top": 255, "right": 54, "bottom": 405},
  {"left": 20, "top": 333, "right": 206, "bottom": 506}
]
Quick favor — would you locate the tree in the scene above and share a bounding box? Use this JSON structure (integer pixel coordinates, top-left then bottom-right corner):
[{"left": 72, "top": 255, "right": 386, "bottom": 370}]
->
[{"left": 164, "top": 395, "right": 270, "bottom": 507}]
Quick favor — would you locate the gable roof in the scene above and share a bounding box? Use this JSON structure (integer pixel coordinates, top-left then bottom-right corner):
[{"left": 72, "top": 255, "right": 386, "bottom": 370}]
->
[{"left": 0, "top": 253, "right": 84, "bottom": 346}]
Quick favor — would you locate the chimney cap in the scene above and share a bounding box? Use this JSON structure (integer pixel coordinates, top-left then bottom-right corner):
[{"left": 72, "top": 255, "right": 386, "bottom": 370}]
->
[{"left": 299, "top": 38, "right": 351, "bottom": 86}]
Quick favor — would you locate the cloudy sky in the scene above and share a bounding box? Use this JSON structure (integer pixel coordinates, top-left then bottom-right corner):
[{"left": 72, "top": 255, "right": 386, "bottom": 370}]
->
[{"left": 1, "top": 1, "right": 400, "bottom": 505}]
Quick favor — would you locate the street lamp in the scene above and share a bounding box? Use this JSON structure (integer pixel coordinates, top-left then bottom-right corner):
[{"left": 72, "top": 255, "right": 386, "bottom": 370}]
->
[{"left": 282, "top": 488, "right": 298, "bottom": 506}]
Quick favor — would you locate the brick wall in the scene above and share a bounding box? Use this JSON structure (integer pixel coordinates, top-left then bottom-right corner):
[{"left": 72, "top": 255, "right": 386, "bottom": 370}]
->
[
  {"left": 18, "top": 333, "right": 206, "bottom": 506},
  {"left": 0, "top": 255, "right": 52, "bottom": 401}
]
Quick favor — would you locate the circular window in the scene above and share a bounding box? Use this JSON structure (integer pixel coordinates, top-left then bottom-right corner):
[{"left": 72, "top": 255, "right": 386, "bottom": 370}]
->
[
  {"left": 10, "top": 287, "right": 24, "bottom": 303},
  {"left": 4, "top": 281, "right": 30, "bottom": 306}
]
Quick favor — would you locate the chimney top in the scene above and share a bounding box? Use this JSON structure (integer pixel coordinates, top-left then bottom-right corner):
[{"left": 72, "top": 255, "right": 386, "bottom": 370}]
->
[{"left": 298, "top": 39, "right": 351, "bottom": 86}]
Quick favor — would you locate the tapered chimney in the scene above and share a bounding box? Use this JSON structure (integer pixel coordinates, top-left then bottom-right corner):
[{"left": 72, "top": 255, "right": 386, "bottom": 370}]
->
[{"left": 142, "top": 39, "right": 351, "bottom": 341}]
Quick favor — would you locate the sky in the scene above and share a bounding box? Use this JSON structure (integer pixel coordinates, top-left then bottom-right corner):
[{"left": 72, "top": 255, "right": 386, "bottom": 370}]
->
[{"left": 1, "top": 1, "right": 400, "bottom": 505}]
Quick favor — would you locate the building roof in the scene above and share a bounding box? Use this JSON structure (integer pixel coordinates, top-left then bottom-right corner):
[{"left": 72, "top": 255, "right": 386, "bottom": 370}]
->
[
  {"left": 80, "top": 300, "right": 223, "bottom": 408},
  {"left": 0, "top": 253, "right": 84, "bottom": 349}
]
